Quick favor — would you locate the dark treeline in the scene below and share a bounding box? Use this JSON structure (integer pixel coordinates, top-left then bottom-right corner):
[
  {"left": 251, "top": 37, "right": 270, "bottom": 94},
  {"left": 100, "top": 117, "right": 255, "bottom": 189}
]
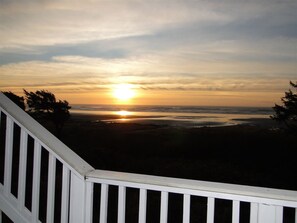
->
[{"left": 2, "top": 90, "right": 71, "bottom": 138}]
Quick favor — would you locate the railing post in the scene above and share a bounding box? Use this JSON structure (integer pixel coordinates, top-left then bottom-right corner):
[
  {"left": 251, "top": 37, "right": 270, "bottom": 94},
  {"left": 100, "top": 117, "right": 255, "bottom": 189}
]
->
[
  {"left": 250, "top": 203, "right": 258, "bottom": 223},
  {"left": 69, "top": 172, "right": 93, "bottom": 223},
  {"left": 85, "top": 182, "right": 94, "bottom": 223},
  {"left": 69, "top": 172, "right": 84, "bottom": 223},
  {"left": 258, "top": 204, "right": 283, "bottom": 223}
]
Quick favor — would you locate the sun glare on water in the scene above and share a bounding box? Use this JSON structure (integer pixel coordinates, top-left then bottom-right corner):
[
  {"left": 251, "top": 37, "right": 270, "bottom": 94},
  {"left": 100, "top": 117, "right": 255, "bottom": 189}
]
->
[
  {"left": 116, "top": 110, "right": 131, "bottom": 116},
  {"left": 113, "top": 84, "right": 136, "bottom": 102}
]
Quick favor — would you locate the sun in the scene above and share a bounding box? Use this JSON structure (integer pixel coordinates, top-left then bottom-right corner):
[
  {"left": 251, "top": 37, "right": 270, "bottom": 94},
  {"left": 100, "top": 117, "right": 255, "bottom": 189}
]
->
[{"left": 113, "top": 84, "right": 136, "bottom": 101}]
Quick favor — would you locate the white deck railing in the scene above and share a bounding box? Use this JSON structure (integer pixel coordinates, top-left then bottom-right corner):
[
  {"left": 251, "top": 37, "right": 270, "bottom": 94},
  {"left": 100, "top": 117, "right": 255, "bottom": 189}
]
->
[{"left": 0, "top": 92, "right": 297, "bottom": 223}]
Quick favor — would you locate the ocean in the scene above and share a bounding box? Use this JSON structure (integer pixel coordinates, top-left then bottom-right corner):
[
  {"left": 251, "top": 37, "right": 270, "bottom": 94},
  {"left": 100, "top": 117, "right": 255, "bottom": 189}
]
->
[{"left": 71, "top": 104, "right": 273, "bottom": 127}]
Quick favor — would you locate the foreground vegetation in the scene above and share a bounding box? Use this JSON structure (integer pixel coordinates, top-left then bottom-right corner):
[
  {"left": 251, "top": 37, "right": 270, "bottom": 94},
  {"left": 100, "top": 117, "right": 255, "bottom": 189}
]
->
[{"left": 49, "top": 114, "right": 296, "bottom": 191}]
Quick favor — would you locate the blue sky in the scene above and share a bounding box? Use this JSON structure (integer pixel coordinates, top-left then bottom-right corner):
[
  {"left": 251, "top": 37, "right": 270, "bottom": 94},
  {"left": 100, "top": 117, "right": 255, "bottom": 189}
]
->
[{"left": 0, "top": 0, "right": 296, "bottom": 106}]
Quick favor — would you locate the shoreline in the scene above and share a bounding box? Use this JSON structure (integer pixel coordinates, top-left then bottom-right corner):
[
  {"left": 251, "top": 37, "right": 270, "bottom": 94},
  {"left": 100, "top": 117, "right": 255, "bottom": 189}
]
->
[{"left": 70, "top": 112, "right": 277, "bottom": 129}]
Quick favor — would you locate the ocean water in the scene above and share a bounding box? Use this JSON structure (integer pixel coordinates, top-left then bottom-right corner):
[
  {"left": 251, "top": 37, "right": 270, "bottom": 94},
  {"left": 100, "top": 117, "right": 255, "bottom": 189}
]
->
[{"left": 71, "top": 104, "right": 273, "bottom": 127}]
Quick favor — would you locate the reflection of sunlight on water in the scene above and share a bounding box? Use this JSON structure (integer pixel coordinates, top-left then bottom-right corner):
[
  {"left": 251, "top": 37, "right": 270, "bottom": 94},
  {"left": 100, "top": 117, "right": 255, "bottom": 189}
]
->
[
  {"left": 114, "top": 110, "right": 132, "bottom": 117},
  {"left": 91, "top": 108, "right": 270, "bottom": 127}
]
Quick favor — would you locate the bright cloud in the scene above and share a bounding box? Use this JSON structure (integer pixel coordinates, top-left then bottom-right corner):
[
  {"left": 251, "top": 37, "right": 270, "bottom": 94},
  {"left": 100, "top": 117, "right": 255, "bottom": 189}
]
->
[{"left": 2, "top": 0, "right": 295, "bottom": 49}]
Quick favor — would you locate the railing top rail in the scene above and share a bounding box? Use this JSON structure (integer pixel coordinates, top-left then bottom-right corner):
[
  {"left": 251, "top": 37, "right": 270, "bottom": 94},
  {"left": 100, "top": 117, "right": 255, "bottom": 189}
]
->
[
  {"left": 0, "top": 92, "right": 94, "bottom": 176},
  {"left": 87, "top": 170, "right": 297, "bottom": 206}
]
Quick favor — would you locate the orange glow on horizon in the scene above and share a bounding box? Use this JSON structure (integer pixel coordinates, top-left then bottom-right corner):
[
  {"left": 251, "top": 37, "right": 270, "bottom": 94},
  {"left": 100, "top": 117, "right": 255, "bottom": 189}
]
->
[{"left": 47, "top": 88, "right": 283, "bottom": 108}]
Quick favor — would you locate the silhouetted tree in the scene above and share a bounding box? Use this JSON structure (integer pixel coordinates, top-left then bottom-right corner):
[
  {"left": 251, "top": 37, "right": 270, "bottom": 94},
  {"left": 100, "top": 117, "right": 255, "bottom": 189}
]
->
[
  {"left": 2, "top": 91, "right": 26, "bottom": 110},
  {"left": 271, "top": 81, "right": 297, "bottom": 132},
  {"left": 24, "top": 89, "right": 71, "bottom": 137}
]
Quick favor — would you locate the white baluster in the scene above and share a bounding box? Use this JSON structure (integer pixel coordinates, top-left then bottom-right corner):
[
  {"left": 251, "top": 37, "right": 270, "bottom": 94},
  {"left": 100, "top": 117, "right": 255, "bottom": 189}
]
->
[
  {"left": 17, "top": 129, "right": 28, "bottom": 211},
  {"left": 183, "top": 194, "right": 191, "bottom": 223},
  {"left": 232, "top": 200, "right": 240, "bottom": 223},
  {"left": 46, "top": 154, "right": 56, "bottom": 223},
  {"left": 61, "top": 166, "right": 70, "bottom": 223},
  {"left": 32, "top": 140, "right": 41, "bottom": 222},
  {"left": 160, "top": 191, "right": 168, "bottom": 223},
  {"left": 4, "top": 117, "right": 13, "bottom": 196},
  {"left": 100, "top": 184, "right": 109, "bottom": 223},
  {"left": 138, "top": 188, "right": 147, "bottom": 223},
  {"left": 118, "top": 186, "right": 126, "bottom": 223},
  {"left": 207, "top": 197, "right": 215, "bottom": 223}
]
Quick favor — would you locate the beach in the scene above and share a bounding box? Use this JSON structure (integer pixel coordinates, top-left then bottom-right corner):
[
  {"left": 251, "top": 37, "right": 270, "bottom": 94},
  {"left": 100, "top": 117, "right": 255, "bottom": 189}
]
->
[
  {"left": 71, "top": 104, "right": 275, "bottom": 127},
  {"left": 48, "top": 112, "right": 296, "bottom": 191}
]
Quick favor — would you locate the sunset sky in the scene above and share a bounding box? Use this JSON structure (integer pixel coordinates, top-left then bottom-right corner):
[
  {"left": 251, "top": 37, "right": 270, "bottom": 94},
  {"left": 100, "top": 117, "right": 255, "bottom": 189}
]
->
[{"left": 0, "top": 0, "right": 296, "bottom": 106}]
